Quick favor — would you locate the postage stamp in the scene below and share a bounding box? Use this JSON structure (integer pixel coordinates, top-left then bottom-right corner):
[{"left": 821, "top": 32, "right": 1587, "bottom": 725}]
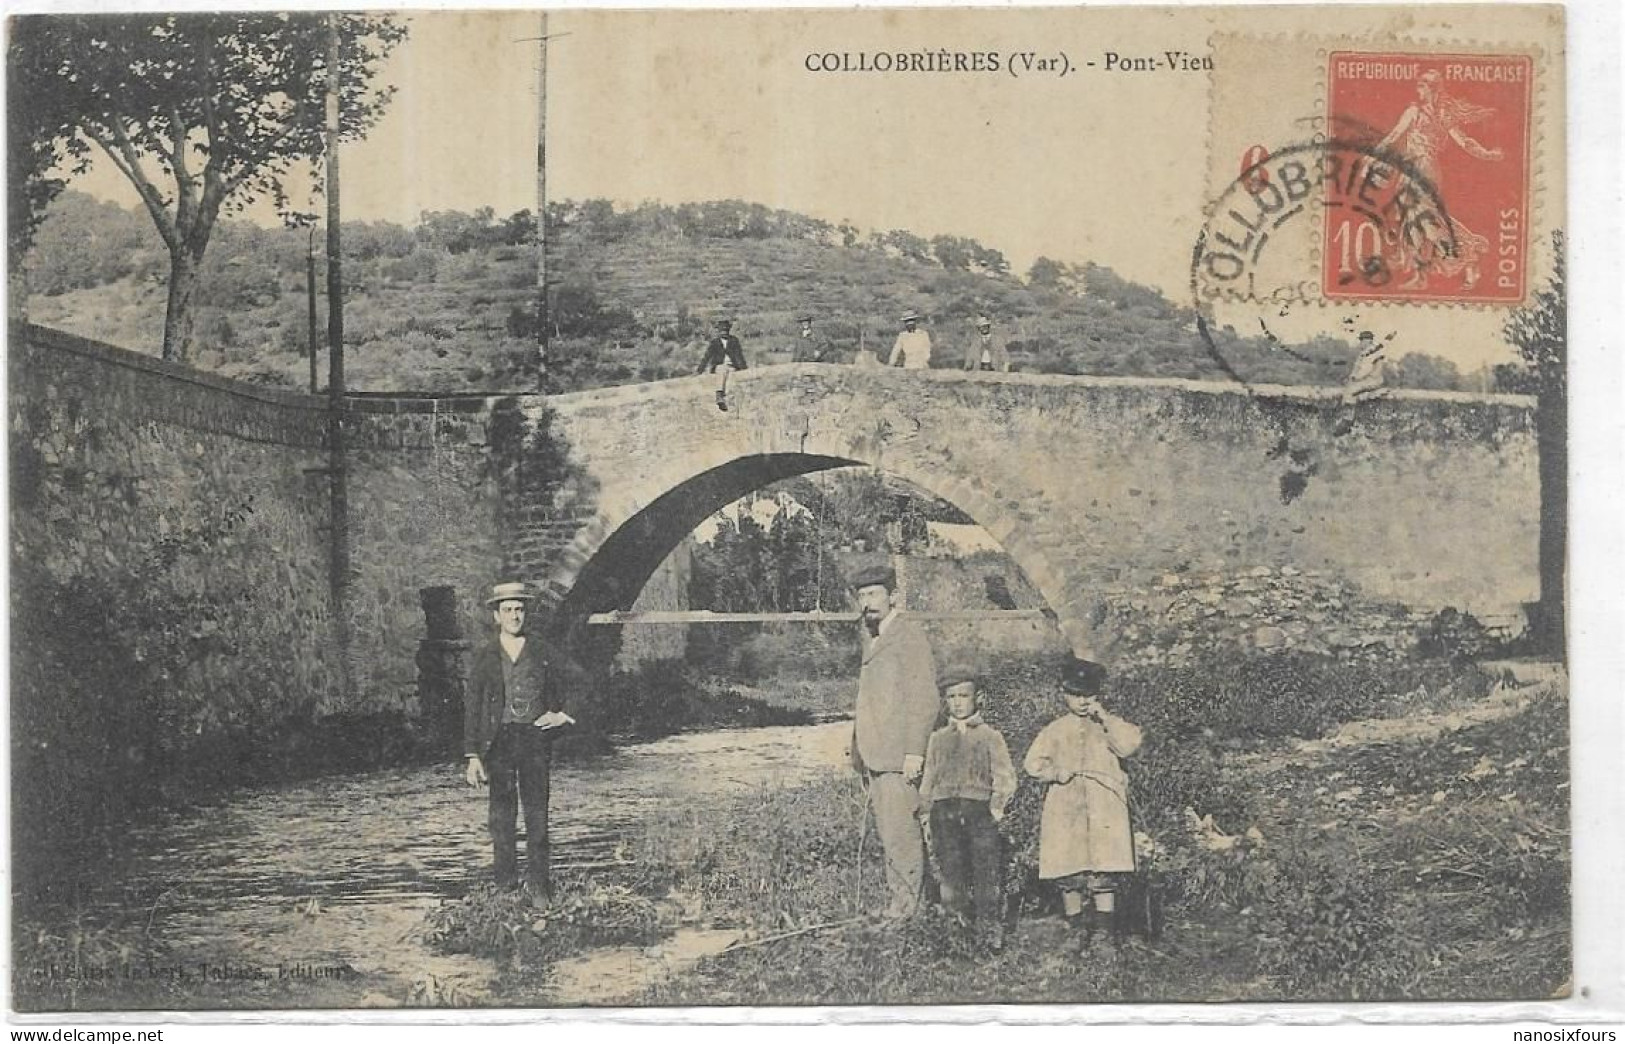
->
[{"left": 1322, "top": 51, "right": 1535, "bottom": 304}]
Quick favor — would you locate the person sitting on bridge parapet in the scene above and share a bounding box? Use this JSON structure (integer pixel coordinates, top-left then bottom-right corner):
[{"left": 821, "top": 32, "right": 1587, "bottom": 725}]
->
[
  {"left": 1343, "top": 330, "right": 1390, "bottom": 404},
  {"left": 963, "top": 313, "right": 1011, "bottom": 373},
  {"left": 699, "top": 318, "right": 747, "bottom": 411},
  {"left": 464, "top": 582, "right": 575, "bottom": 902},
  {"left": 888, "top": 310, "right": 934, "bottom": 370}
]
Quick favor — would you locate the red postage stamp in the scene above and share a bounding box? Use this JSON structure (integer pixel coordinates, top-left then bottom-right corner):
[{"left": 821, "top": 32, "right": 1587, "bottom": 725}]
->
[{"left": 1323, "top": 51, "right": 1534, "bottom": 304}]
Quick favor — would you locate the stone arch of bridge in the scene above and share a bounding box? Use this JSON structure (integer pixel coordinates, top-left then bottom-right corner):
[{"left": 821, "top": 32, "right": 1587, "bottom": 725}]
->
[{"left": 534, "top": 443, "right": 1083, "bottom": 657}]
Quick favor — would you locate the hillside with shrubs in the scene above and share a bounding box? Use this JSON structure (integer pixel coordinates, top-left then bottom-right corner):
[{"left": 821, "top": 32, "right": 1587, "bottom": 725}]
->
[{"left": 21, "top": 191, "right": 1490, "bottom": 394}]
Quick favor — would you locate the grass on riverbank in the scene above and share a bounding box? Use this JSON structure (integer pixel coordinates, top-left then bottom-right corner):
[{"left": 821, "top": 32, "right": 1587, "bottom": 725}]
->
[
  {"left": 629, "top": 664, "right": 1569, "bottom": 1005},
  {"left": 399, "top": 653, "right": 1567, "bottom": 1006}
]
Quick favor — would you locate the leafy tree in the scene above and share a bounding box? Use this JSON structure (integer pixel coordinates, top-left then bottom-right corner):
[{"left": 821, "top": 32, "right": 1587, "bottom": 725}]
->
[
  {"left": 6, "top": 20, "right": 81, "bottom": 270},
  {"left": 931, "top": 234, "right": 974, "bottom": 271},
  {"left": 1387, "top": 352, "right": 1465, "bottom": 391},
  {"left": 1027, "top": 256, "right": 1073, "bottom": 292},
  {"left": 1502, "top": 229, "right": 1566, "bottom": 653},
  {"left": 417, "top": 207, "right": 496, "bottom": 254},
  {"left": 971, "top": 243, "right": 1010, "bottom": 277},
  {"left": 21, "top": 190, "right": 157, "bottom": 294},
  {"left": 11, "top": 13, "right": 407, "bottom": 361}
]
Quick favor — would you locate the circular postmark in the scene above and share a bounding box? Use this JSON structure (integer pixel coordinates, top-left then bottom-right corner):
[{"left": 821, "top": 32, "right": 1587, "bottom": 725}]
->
[
  {"left": 1189, "top": 139, "right": 1456, "bottom": 503},
  {"left": 1189, "top": 138, "right": 1457, "bottom": 389}
]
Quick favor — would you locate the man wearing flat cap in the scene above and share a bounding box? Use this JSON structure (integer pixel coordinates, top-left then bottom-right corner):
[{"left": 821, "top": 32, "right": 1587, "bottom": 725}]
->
[
  {"left": 464, "top": 582, "right": 575, "bottom": 899},
  {"left": 849, "top": 562, "right": 941, "bottom": 920},
  {"left": 888, "top": 310, "right": 934, "bottom": 370}
]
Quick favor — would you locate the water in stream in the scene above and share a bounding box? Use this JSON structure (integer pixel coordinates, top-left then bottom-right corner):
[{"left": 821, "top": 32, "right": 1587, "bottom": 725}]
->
[{"left": 77, "top": 721, "right": 852, "bottom": 1007}]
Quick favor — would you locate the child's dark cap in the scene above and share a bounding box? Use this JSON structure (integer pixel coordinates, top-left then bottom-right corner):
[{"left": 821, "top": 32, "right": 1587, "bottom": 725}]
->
[{"left": 1060, "top": 656, "right": 1107, "bottom": 695}]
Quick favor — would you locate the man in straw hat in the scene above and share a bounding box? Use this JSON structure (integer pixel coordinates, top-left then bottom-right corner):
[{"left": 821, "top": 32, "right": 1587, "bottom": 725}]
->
[
  {"left": 848, "top": 562, "right": 940, "bottom": 920},
  {"left": 464, "top": 581, "right": 574, "bottom": 899},
  {"left": 888, "top": 309, "right": 934, "bottom": 370}
]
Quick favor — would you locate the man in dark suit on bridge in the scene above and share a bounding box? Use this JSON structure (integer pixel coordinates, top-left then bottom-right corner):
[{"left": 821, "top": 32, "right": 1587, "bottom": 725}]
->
[
  {"left": 698, "top": 318, "right": 747, "bottom": 411},
  {"left": 464, "top": 581, "right": 575, "bottom": 900}
]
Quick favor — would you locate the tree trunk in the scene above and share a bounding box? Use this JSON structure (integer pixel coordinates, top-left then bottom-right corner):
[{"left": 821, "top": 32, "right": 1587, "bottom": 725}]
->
[
  {"left": 1534, "top": 389, "right": 1567, "bottom": 657},
  {"left": 161, "top": 247, "right": 202, "bottom": 362}
]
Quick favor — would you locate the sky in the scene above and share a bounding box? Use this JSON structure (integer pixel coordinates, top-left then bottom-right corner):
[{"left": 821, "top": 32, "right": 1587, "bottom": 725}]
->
[{"left": 55, "top": 5, "right": 1572, "bottom": 370}]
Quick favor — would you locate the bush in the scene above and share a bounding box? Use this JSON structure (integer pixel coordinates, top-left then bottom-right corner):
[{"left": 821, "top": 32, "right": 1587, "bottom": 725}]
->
[
  {"left": 421, "top": 878, "right": 661, "bottom": 974},
  {"left": 1110, "top": 653, "right": 1494, "bottom": 743},
  {"left": 1251, "top": 841, "right": 1432, "bottom": 999}
]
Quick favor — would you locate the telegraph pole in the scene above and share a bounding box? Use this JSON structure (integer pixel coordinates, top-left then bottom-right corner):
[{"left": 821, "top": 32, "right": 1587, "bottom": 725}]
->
[
  {"left": 325, "top": 13, "right": 352, "bottom": 698},
  {"left": 535, "top": 11, "right": 550, "bottom": 390},
  {"left": 306, "top": 227, "right": 319, "bottom": 394}
]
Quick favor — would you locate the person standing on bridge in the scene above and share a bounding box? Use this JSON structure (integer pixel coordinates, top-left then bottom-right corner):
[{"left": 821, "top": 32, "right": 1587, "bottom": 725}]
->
[
  {"left": 888, "top": 310, "right": 934, "bottom": 369},
  {"left": 963, "top": 313, "right": 1011, "bottom": 373},
  {"left": 464, "top": 582, "right": 575, "bottom": 902},
  {"left": 849, "top": 562, "right": 941, "bottom": 921},
  {"left": 790, "top": 313, "right": 833, "bottom": 363},
  {"left": 699, "top": 318, "right": 748, "bottom": 411}
]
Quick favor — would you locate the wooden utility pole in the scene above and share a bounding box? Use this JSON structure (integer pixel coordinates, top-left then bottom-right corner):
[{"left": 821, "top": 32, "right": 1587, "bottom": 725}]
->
[
  {"left": 325, "top": 13, "right": 352, "bottom": 698},
  {"left": 535, "top": 11, "right": 550, "bottom": 390},
  {"left": 306, "top": 227, "right": 319, "bottom": 394}
]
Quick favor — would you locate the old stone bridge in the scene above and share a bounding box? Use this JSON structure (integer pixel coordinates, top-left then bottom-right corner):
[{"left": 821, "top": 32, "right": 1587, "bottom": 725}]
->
[{"left": 14, "top": 326, "right": 1540, "bottom": 724}]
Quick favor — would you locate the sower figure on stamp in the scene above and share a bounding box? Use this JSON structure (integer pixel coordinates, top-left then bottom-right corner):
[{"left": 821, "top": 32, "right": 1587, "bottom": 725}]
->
[
  {"left": 1372, "top": 69, "right": 1505, "bottom": 293},
  {"left": 918, "top": 667, "right": 1017, "bottom": 952},
  {"left": 698, "top": 318, "right": 747, "bottom": 411},
  {"left": 849, "top": 562, "right": 941, "bottom": 921},
  {"left": 464, "top": 582, "right": 575, "bottom": 901}
]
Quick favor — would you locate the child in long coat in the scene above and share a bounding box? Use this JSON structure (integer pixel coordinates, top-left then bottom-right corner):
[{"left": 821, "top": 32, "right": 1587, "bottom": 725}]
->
[{"left": 1023, "top": 656, "right": 1143, "bottom": 940}]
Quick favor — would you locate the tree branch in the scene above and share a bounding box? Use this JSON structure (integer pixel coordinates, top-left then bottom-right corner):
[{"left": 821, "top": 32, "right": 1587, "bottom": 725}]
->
[
  {"left": 85, "top": 121, "right": 179, "bottom": 253},
  {"left": 219, "top": 97, "right": 310, "bottom": 197}
]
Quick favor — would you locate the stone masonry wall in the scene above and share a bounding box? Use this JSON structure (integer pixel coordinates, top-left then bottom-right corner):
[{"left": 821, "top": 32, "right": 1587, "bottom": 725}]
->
[
  {"left": 10, "top": 332, "right": 1541, "bottom": 772},
  {"left": 10, "top": 326, "right": 338, "bottom": 721},
  {"left": 514, "top": 366, "right": 1541, "bottom": 662},
  {"left": 10, "top": 326, "right": 340, "bottom": 872},
  {"left": 342, "top": 397, "right": 508, "bottom": 711}
]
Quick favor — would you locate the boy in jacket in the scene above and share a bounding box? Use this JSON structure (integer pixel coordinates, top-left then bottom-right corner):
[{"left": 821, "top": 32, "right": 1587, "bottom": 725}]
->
[{"left": 918, "top": 669, "right": 1017, "bottom": 952}]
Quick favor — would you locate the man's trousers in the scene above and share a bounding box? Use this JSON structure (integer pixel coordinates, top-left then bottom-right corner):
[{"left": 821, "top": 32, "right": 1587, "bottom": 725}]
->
[
  {"left": 486, "top": 724, "right": 552, "bottom": 895},
  {"left": 867, "top": 770, "right": 924, "bottom": 918}
]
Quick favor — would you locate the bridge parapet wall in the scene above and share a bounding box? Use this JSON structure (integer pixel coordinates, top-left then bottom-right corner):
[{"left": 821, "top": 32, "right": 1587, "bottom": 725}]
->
[
  {"left": 10, "top": 327, "right": 340, "bottom": 842},
  {"left": 13, "top": 320, "right": 1535, "bottom": 743}
]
